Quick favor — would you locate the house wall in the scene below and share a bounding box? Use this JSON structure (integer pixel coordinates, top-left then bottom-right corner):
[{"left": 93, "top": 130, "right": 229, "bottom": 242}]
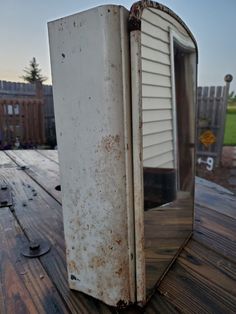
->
[
  {"left": 0, "top": 80, "right": 56, "bottom": 146},
  {"left": 141, "top": 8, "right": 190, "bottom": 168},
  {"left": 0, "top": 98, "right": 44, "bottom": 147}
]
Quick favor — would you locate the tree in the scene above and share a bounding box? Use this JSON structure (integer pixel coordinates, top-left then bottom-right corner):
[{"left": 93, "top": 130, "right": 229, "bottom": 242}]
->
[
  {"left": 21, "top": 57, "right": 47, "bottom": 83},
  {"left": 228, "top": 91, "right": 236, "bottom": 103}
]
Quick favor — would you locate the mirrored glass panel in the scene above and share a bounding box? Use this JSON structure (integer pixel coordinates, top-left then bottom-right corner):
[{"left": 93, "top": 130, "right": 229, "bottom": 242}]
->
[{"left": 140, "top": 8, "right": 196, "bottom": 295}]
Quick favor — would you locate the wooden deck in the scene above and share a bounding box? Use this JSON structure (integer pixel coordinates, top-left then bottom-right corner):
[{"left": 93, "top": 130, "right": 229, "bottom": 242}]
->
[{"left": 0, "top": 150, "right": 235, "bottom": 313}]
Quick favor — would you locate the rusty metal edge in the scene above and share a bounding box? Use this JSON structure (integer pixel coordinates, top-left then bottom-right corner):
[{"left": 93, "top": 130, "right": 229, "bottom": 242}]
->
[{"left": 128, "top": 0, "right": 198, "bottom": 62}]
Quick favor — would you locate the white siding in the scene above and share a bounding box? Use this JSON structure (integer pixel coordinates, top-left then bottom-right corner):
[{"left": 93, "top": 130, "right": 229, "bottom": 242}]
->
[
  {"left": 141, "top": 46, "right": 170, "bottom": 65},
  {"left": 142, "top": 72, "right": 171, "bottom": 87},
  {"left": 142, "top": 85, "right": 171, "bottom": 98},
  {"left": 143, "top": 141, "right": 173, "bottom": 160},
  {"left": 141, "top": 8, "right": 174, "bottom": 168},
  {"left": 141, "top": 33, "right": 169, "bottom": 53},
  {"left": 143, "top": 151, "right": 174, "bottom": 167},
  {"left": 143, "top": 120, "right": 172, "bottom": 135},
  {"left": 142, "top": 59, "right": 170, "bottom": 75},
  {"left": 141, "top": 8, "right": 193, "bottom": 168},
  {"left": 143, "top": 130, "right": 173, "bottom": 147},
  {"left": 144, "top": 8, "right": 189, "bottom": 38},
  {"left": 143, "top": 109, "right": 172, "bottom": 123}
]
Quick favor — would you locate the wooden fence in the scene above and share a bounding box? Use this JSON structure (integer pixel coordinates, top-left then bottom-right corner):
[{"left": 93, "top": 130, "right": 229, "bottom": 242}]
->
[
  {"left": 0, "top": 98, "right": 44, "bottom": 149},
  {"left": 0, "top": 80, "right": 56, "bottom": 146},
  {"left": 197, "top": 75, "right": 233, "bottom": 167}
]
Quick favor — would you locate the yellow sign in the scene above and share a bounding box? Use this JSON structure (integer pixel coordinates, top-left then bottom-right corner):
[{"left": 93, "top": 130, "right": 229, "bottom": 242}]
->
[{"left": 199, "top": 130, "right": 216, "bottom": 147}]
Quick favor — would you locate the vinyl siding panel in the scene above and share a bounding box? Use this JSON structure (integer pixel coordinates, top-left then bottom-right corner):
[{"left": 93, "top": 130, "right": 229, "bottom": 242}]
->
[
  {"left": 141, "top": 46, "right": 170, "bottom": 65},
  {"left": 141, "top": 33, "right": 169, "bottom": 53},
  {"left": 142, "top": 97, "right": 171, "bottom": 110},
  {"left": 144, "top": 8, "right": 189, "bottom": 38},
  {"left": 141, "top": 8, "right": 174, "bottom": 168},
  {"left": 143, "top": 109, "right": 172, "bottom": 123},
  {"left": 142, "top": 85, "right": 171, "bottom": 98},
  {"left": 143, "top": 130, "right": 173, "bottom": 147},
  {"left": 143, "top": 120, "right": 172, "bottom": 136},
  {"left": 142, "top": 72, "right": 171, "bottom": 87},
  {"left": 142, "top": 59, "right": 170, "bottom": 76},
  {"left": 143, "top": 151, "right": 174, "bottom": 168},
  {"left": 143, "top": 141, "right": 173, "bottom": 160},
  {"left": 141, "top": 20, "right": 169, "bottom": 43}
]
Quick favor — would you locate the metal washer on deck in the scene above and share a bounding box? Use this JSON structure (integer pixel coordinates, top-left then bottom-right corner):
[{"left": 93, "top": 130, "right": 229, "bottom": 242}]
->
[{"left": 21, "top": 239, "right": 51, "bottom": 258}]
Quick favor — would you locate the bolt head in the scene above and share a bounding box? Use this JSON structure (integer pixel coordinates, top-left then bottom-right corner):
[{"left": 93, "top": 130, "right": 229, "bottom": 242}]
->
[{"left": 29, "top": 242, "right": 40, "bottom": 250}]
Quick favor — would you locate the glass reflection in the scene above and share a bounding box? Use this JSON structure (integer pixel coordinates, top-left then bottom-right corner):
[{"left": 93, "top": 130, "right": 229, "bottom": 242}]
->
[{"left": 143, "top": 42, "right": 195, "bottom": 295}]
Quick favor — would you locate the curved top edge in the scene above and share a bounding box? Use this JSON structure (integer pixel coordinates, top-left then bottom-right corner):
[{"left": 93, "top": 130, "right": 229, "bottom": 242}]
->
[{"left": 129, "top": 0, "right": 198, "bottom": 58}]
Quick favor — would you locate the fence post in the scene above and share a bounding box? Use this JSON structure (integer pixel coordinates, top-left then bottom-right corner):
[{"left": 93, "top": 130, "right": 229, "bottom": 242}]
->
[{"left": 218, "top": 74, "right": 233, "bottom": 165}]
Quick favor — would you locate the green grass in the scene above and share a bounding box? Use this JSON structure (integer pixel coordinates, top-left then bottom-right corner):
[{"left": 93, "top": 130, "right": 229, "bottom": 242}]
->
[
  {"left": 224, "top": 112, "right": 236, "bottom": 145},
  {"left": 227, "top": 106, "right": 236, "bottom": 114}
]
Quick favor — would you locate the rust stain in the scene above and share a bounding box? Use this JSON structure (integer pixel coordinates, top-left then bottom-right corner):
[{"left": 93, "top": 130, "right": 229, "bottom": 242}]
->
[
  {"left": 90, "top": 256, "right": 106, "bottom": 268},
  {"left": 115, "top": 268, "right": 123, "bottom": 276},
  {"left": 116, "top": 239, "right": 122, "bottom": 245},
  {"left": 101, "top": 134, "right": 120, "bottom": 152},
  {"left": 68, "top": 260, "right": 80, "bottom": 274},
  {"left": 99, "top": 134, "right": 122, "bottom": 161}
]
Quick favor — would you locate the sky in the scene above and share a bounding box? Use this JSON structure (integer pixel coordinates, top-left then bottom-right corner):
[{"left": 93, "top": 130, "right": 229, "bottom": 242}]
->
[{"left": 0, "top": 0, "right": 236, "bottom": 91}]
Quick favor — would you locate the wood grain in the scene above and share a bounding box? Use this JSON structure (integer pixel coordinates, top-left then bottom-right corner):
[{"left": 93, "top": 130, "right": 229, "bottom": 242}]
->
[
  {"left": 5, "top": 150, "right": 61, "bottom": 202},
  {"left": 145, "top": 195, "right": 193, "bottom": 294},
  {"left": 158, "top": 239, "right": 236, "bottom": 313},
  {"left": 0, "top": 151, "right": 16, "bottom": 168},
  {"left": 0, "top": 153, "right": 111, "bottom": 314},
  {"left": 0, "top": 207, "right": 68, "bottom": 314},
  {"left": 36, "top": 150, "right": 59, "bottom": 164},
  {"left": 194, "top": 205, "right": 236, "bottom": 262},
  {"left": 195, "top": 182, "right": 236, "bottom": 219},
  {"left": 1, "top": 150, "right": 236, "bottom": 313}
]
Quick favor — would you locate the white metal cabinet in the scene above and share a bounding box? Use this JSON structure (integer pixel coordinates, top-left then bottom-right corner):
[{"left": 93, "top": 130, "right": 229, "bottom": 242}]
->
[
  {"left": 48, "top": 5, "right": 135, "bottom": 306},
  {"left": 48, "top": 1, "right": 197, "bottom": 307}
]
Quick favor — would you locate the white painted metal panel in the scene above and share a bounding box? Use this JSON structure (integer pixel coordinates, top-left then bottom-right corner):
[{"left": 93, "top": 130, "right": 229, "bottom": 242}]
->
[
  {"left": 130, "top": 31, "right": 146, "bottom": 304},
  {"left": 48, "top": 5, "right": 135, "bottom": 307}
]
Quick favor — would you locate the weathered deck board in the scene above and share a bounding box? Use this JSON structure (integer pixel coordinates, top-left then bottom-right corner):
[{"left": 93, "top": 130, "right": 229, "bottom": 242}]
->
[
  {"left": 194, "top": 205, "right": 236, "bottom": 262},
  {"left": 195, "top": 181, "right": 236, "bottom": 219},
  {"left": 0, "top": 153, "right": 111, "bottom": 314},
  {"left": 0, "top": 150, "right": 236, "bottom": 313},
  {"left": 5, "top": 150, "right": 61, "bottom": 202},
  {"left": 0, "top": 151, "right": 16, "bottom": 168},
  {"left": 37, "top": 150, "right": 59, "bottom": 164},
  {"left": 0, "top": 207, "right": 69, "bottom": 314},
  {"left": 145, "top": 202, "right": 192, "bottom": 294},
  {"left": 158, "top": 238, "right": 236, "bottom": 313}
]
